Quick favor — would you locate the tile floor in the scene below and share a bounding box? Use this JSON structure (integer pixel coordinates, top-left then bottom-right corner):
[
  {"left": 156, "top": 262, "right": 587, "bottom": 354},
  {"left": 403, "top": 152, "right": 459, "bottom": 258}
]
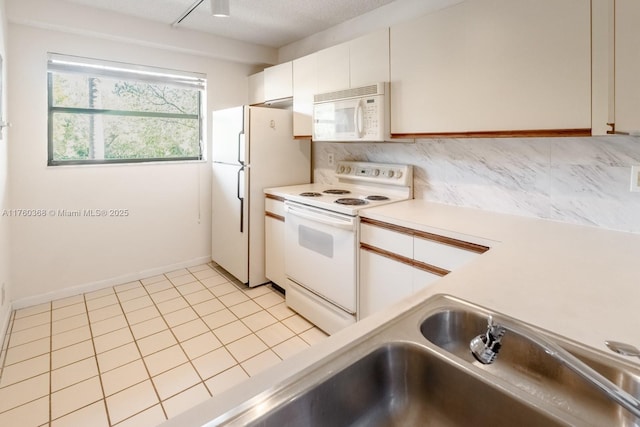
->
[{"left": 0, "top": 263, "right": 328, "bottom": 427}]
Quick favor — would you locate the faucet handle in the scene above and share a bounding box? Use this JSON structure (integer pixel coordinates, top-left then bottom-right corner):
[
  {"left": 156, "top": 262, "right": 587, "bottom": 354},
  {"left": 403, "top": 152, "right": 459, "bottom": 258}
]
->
[
  {"left": 487, "top": 316, "right": 506, "bottom": 340},
  {"left": 470, "top": 315, "right": 505, "bottom": 364}
]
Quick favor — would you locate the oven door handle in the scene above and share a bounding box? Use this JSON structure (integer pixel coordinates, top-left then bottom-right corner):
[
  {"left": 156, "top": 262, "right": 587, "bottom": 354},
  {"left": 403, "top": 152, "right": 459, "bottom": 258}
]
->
[{"left": 285, "top": 205, "right": 356, "bottom": 231}]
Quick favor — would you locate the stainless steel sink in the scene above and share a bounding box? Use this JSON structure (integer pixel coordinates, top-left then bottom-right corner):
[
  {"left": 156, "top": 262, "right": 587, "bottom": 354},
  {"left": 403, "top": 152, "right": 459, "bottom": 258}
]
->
[
  {"left": 206, "top": 295, "right": 640, "bottom": 426},
  {"left": 242, "top": 342, "right": 567, "bottom": 427},
  {"left": 421, "top": 307, "right": 640, "bottom": 427}
]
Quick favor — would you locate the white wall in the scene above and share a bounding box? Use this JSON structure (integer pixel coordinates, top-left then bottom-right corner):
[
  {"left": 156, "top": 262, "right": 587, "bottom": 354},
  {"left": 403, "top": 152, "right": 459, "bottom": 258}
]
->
[
  {"left": 7, "top": 0, "right": 277, "bottom": 67},
  {"left": 7, "top": 17, "right": 256, "bottom": 305},
  {"left": 0, "top": 0, "right": 11, "bottom": 344}
]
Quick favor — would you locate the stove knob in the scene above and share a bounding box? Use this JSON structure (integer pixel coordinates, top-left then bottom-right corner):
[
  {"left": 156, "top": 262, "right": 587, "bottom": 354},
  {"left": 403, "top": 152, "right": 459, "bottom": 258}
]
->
[
  {"left": 396, "top": 171, "right": 403, "bottom": 178},
  {"left": 345, "top": 166, "right": 352, "bottom": 174},
  {"left": 338, "top": 165, "right": 345, "bottom": 173},
  {"left": 373, "top": 169, "right": 380, "bottom": 177},
  {"left": 388, "top": 170, "right": 395, "bottom": 178}
]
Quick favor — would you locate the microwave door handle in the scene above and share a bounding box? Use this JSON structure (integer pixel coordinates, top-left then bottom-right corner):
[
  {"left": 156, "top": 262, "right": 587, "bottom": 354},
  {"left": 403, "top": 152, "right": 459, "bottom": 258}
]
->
[
  {"left": 285, "top": 205, "right": 356, "bottom": 231},
  {"left": 355, "top": 100, "right": 365, "bottom": 138}
]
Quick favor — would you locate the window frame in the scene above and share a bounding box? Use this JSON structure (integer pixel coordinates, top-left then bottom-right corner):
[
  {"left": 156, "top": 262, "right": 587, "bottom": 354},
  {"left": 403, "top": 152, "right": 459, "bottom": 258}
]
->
[{"left": 47, "top": 53, "right": 206, "bottom": 166}]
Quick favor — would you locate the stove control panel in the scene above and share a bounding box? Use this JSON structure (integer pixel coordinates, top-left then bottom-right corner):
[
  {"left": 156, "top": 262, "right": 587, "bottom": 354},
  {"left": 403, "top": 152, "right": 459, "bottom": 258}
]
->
[{"left": 335, "top": 161, "right": 412, "bottom": 186}]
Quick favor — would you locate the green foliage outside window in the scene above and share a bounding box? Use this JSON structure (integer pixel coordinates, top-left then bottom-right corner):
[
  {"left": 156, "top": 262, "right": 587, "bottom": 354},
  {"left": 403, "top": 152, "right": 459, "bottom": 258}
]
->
[{"left": 47, "top": 54, "right": 204, "bottom": 165}]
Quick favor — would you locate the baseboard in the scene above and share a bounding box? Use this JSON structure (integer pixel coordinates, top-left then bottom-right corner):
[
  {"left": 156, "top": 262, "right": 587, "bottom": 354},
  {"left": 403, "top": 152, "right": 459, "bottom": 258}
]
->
[
  {"left": 0, "top": 301, "right": 13, "bottom": 357},
  {"left": 12, "top": 256, "right": 212, "bottom": 309}
]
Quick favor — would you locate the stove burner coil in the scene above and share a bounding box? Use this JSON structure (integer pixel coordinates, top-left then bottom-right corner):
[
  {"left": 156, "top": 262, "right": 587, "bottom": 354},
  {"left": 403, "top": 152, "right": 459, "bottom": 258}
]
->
[
  {"left": 366, "top": 195, "right": 390, "bottom": 201},
  {"left": 300, "top": 192, "right": 322, "bottom": 197},
  {"left": 324, "top": 189, "right": 351, "bottom": 195},
  {"left": 335, "top": 198, "right": 368, "bottom": 206}
]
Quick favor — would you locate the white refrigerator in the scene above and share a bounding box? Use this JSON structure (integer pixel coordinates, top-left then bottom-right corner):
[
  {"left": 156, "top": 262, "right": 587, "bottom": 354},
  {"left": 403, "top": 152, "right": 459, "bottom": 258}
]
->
[{"left": 211, "top": 106, "right": 311, "bottom": 287}]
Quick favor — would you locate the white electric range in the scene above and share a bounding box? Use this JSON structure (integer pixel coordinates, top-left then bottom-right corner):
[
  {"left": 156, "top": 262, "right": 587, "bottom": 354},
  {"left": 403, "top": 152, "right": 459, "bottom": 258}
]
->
[
  {"left": 271, "top": 161, "right": 413, "bottom": 334},
  {"left": 273, "top": 161, "right": 413, "bottom": 215}
]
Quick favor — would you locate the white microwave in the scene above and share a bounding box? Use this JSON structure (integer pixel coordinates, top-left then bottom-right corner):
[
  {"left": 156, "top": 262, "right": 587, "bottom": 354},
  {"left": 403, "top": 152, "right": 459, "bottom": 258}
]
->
[{"left": 312, "top": 82, "right": 389, "bottom": 142}]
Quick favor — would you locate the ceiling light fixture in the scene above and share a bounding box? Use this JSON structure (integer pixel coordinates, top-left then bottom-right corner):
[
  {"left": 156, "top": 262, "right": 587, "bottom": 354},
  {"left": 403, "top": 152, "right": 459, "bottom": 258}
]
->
[
  {"left": 210, "top": 0, "right": 230, "bottom": 17},
  {"left": 171, "top": 0, "right": 229, "bottom": 26}
]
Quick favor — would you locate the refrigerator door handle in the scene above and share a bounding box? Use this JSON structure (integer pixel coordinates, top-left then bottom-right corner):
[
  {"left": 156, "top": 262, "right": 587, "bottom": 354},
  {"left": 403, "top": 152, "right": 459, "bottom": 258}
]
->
[
  {"left": 237, "top": 131, "right": 246, "bottom": 166},
  {"left": 236, "top": 165, "right": 245, "bottom": 233}
]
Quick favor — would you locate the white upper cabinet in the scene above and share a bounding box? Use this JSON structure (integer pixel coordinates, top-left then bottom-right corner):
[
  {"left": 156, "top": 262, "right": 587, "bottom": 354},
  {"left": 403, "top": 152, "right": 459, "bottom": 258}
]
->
[
  {"left": 615, "top": 0, "right": 640, "bottom": 134},
  {"left": 316, "top": 43, "right": 350, "bottom": 94},
  {"left": 316, "top": 28, "right": 391, "bottom": 94},
  {"left": 292, "top": 53, "right": 318, "bottom": 137},
  {"left": 390, "top": 0, "right": 591, "bottom": 136},
  {"left": 292, "top": 29, "right": 390, "bottom": 137},
  {"left": 264, "top": 62, "right": 293, "bottom": 101},
  {"left": 350, "top": 28, "right": 390, "bottom": 88},
  {"left": 248, "top": 71, "right": 265, "bottom": 105}
]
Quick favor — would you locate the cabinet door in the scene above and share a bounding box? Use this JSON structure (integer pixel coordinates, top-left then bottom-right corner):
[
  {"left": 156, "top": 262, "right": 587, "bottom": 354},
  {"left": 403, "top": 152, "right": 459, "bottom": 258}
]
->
[
  {"left": 248, "top": 72, "right": 264, "bottom": 105},
  {"left": 264, "top": 62, "right": 293, "bottom": 101},
  {"left": 390, "top": 0, "right": 591, "bottom": 135},
  {"left": 265, "top": 215, "right": 286, "bottom": 289},
  {"left": 265, "top": 197, "right": 286, "bottom": 288},
  {"left": 316, "top": 43, "right": 350, "bottom": 93},
  {"left": 615, "top": 0, "right": 640, "bottom": 133},
  {"left": 412, "top": 267, "right": 443, "bottom": 294},
  {"left": 359, "top": 249, "right": 414, "bottom": 319},
  {"left": 350, "top": 28, "right": 390, "bottom": 88},
  {"left": 293, "top": 53, "right": 317, "bottom": 137}
]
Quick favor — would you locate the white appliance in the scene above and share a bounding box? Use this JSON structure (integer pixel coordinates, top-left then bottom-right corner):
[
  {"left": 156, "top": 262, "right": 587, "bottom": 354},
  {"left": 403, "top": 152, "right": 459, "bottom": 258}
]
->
[
  {"left": 279, "top": 161, "right": 413, "bottom": 334},
  {"left": 211, "top": 106, "right": 310, "bottom": 287},
  {"left": 312, "top": 82, "right": 389, "bottom": 142}
]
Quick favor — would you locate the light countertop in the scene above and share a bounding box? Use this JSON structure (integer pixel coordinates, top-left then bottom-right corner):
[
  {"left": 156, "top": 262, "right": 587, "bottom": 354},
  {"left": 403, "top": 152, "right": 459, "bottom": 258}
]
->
[
  {"left": 163, "top": 199, "right": 640, "bottom": 426},
  {"left": 358, "top": 200, "right": 640, "bottom": 353}
]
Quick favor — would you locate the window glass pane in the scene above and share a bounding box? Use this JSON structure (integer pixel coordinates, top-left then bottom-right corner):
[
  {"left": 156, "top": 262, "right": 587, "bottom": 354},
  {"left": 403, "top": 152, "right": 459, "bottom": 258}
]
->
[
  {"left": 48, "top": 54, "right": 204, "bottom": 165},
  {"left": 51, "top": 113, "right": 90, "bottom": 161},
  {"left": 52, "top": 113, "right": 200, "bottom": 161},
  {"left": 102, "top": 116, "right": 200, "bottom": 159},
  {"left": 51, "top": 73, "right": 200, "bottom": 115}
]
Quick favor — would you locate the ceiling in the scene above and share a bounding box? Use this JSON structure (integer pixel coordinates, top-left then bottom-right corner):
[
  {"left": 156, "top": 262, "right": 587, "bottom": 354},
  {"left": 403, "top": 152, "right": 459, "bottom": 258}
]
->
[{"left": 61, "top": 0, "right": 399, "bottom": 48}]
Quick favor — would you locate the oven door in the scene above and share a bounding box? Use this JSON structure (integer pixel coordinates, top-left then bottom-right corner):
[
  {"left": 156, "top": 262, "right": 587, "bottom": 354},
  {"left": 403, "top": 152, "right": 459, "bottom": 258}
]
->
[{"left": 284, "top": 201, "right": 358, "bottom": 313}]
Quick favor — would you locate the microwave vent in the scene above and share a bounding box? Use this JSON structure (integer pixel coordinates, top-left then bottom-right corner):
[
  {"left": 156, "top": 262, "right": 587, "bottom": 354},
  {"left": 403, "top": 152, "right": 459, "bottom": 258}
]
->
[{"left": 314, "top": 83, "right": 385, "bottom": 103}]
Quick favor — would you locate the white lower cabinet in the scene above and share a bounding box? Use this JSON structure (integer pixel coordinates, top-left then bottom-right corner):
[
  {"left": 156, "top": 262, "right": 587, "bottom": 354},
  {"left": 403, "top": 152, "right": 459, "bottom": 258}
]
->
[
  {"left": 265, "top": 195, "right": 287, "bottom": 290},
  {"left": 359, "top": 218, "right": 490, "bottom": 318},
  {"left": 359, "top": 249, "right": 439, "bottom": 318}
]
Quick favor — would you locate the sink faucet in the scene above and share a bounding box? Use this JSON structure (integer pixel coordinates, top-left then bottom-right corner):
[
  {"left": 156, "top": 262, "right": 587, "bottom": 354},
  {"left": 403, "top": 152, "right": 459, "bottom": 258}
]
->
[{"left": 470, "top": 316, "right": 640, "bottom": 419}]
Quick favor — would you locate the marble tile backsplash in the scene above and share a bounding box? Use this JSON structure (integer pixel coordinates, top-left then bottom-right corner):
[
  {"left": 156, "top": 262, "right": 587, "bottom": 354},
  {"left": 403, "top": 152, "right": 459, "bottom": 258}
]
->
[{"left": 313, "top": 135, "right": 640, "bottom": 233}]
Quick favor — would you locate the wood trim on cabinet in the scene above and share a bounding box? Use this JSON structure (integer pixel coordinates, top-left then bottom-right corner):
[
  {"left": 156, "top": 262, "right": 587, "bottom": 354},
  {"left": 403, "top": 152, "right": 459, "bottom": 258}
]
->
[
  {"left": 413, "top": 230, "right": 489, "bottom": 254},
  {"left": 361, "top": 217, "right": 489, "bottom": 254},
  {"left": 265, "top": 211, "right": 284, "bottom": 222},
  {"left": 360, "top": 243, "right": 450, "bottom": 277},
  {"left": 265, "top": 194, "right": 285, "bottom": 202},
  {"left": 391, "top": 128, "right": 592, "bottom": 139}
]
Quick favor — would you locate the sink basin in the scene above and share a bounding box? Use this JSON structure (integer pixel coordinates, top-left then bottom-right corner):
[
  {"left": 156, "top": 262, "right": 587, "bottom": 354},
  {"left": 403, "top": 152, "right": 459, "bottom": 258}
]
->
[
  {"left": 191, "top": 295, "right": 640, "bottom": 427},
  {"left": 421, "top": 309, "right": 640, "bottom": 427},
  {"left": 242, "top": 342, "right": 567, "bottom": 427}
]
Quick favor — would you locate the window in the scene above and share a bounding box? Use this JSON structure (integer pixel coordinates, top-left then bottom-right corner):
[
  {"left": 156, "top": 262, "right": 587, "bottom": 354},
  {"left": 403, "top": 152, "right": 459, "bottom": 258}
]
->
[{"left": 47, "top": 53, "right": 205, "bottom": 165}]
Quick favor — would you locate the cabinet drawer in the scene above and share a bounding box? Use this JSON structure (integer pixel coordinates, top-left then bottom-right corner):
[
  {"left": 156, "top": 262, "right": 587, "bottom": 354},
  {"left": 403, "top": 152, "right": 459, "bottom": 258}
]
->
[
  {"left": 413, "top": 236, "right": 479, "bottom": 272},
  {"left": 360, "top": 223, "right": 412, "bottom": 259},
  {"left": 265, "top": 195, "right": 285, "bottom": 219}
]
